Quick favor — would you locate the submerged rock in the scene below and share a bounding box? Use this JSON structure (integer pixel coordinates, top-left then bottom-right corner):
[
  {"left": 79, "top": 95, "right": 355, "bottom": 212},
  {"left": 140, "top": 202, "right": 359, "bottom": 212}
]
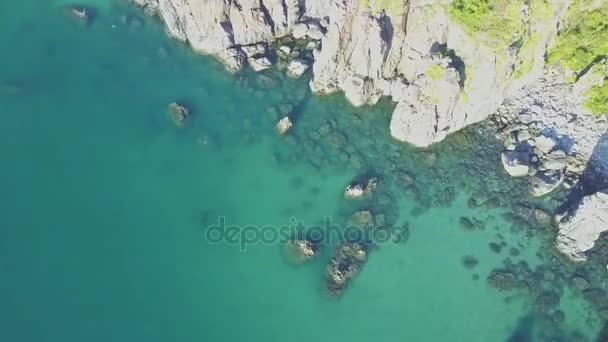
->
[
  {"left": 487, "top": 270, "right": 517, "bottom": 291},
  {"left": 535, "top": 290, "right": 560, "bottom": 314},
  {"left": 167, "top": 102, "right": 189, "bottom": 126},
  {"left": 347, "top": 210, "right": 374, "bottom": 230},
  {"left": 65, "top": 5, "right": 95, "bottom": 26},
  {"left": 555, "top": 192, "right": 608, "bottom": 263},
  {"left": 459, "top": 216, "right": 484, "bottom": 231},
  {"left": 285, "top": 239, "right": 319, "bottom": 263},
  {"left": 395, "top": 170, "right": 415, "bottom": 188},
  {"left": 462, "top": 255, "right": 479, "bottom": 269},
  {"left": 325, "top": 242, "right": 367, "bottom": 297}
]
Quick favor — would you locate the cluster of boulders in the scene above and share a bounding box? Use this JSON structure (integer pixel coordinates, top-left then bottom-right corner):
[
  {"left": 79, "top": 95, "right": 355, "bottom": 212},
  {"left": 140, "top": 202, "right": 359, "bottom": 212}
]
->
[
  {"left": 238, "top": 21, "right": 323, "bottom": 78},
  {"left": 497, "top": 124, "right": 583, "bottom": 197},
  {"left": 325, "top": 242, "right": 367, "bottom": 296},
  {"left": 281, "top": 173, "right": 390, "bottom": 297}
]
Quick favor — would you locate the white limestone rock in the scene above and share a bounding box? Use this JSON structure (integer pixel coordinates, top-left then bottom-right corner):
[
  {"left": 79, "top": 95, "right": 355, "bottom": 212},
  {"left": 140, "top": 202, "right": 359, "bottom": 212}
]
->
[
  {"left": 249, "top": 57, "right": 272, "bottom": 72},
  {"left": 134, "top": 0, "right": 575, "bottom": 147},
  {"left": 286, "top": 59, "right": 311, "bottom": 78},
  {"left": 501, "top": 151, "right": 531, "bottom": 178},
  {"left": 276, "top": 117, "right": 293, "bottom": 135},
  {"left": 555, "top": 192, "right": 608, "bottom": 262}
]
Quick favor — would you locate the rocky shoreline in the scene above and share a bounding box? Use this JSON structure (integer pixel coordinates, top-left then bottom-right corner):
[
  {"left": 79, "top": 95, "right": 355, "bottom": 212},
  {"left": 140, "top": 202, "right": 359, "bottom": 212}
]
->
[
  {"left": 81, "top": 0, "right": 608, "bottom": 335},
  {"left": 130, "top": 0, "right": 608, "bottom": 264},
  {"left": 129, "top": 0, "right": 605, "bottom": 147}
]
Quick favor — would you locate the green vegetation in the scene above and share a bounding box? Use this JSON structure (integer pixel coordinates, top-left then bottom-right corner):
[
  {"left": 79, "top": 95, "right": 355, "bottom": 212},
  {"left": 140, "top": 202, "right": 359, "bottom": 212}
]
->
[
  {"left": 547, "top": 5, "right": 608, "bottom": 77},
  {"left": 513, "top": 33, "right": 540, "bottom": 79},
  {"left": 547, "top": 2, "right": 608, "bottom": 114},
  {"left": 427, "top": 64, "right": 445, "bottom": 80},
  {"left": 449, "top": 0, "right": 525, "bottom": 47},
  {"left": 361, "top": 0, "right": 406, "bottom": 17},
  {"left": 584, "top": 83, "right": 608, "bottom": 116}
]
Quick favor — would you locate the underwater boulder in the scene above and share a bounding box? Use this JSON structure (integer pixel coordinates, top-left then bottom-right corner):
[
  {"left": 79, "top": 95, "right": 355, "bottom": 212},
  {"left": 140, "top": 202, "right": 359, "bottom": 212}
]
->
[
  {"left": 284, "top": 239, "right": 319, "bottom": 264},
  {"left": 64, "top": 5, "right": 96, "bottom": 26},
  {"left": 167, "top": 102, "right": 190, "bottom": 127},
  {"left": 325, "top": 242, "right": 367, "bottom": 297}
]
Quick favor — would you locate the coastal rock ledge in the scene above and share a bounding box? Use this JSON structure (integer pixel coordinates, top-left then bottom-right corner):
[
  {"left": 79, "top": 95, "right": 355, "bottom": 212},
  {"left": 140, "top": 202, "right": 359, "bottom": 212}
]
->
[
  {"left": 130, "top": 0, "right": 576, "bottom": 148},
  {"left": 555, "top": 192, "right": 608, "bottom": 262}
]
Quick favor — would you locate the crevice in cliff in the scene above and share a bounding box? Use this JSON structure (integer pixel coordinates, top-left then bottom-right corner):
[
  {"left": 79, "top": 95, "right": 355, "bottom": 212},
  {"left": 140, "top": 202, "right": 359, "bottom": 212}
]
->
[
  {"left": 279, "top": 0, "right": 289, "bottom": 26},
  {"left": 575, "top": 55, "right": 607, "bottom": 82},
  {"left": 259, "top": 0, "right": 276, "bottom": 36},
  {"left": 400, "top": 0, "right": 410, "bottom": 35},
  {"left": 434, "top": 43, "right": 466, "bottom": 89}
]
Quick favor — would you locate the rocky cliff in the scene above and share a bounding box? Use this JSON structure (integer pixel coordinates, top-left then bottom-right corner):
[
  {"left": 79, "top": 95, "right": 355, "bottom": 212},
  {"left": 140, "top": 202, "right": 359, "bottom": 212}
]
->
[{"left": 131, "top": 0, "right": 583, "bottom": 147}]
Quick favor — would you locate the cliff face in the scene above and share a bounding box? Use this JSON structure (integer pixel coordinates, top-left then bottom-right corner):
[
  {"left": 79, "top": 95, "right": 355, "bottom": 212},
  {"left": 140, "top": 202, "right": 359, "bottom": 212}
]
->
[{"left": 133, "top": 0, "right": 573, "bottom": 147}]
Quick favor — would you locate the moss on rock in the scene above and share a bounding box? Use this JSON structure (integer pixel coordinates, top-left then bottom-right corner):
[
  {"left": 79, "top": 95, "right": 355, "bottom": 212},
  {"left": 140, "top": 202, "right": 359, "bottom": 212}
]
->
[
  {"left": 361, "top": 0, "right": 406, "bottom": 16},
  {"left": 427, "top": 64, "right": 445, "bottom": 80}
]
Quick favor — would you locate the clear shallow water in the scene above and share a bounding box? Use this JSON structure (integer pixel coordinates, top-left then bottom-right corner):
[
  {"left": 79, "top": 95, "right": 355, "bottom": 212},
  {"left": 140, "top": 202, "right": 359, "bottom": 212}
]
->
[{"left": 0, "top": 1, "right": 600, "bottom": 341}]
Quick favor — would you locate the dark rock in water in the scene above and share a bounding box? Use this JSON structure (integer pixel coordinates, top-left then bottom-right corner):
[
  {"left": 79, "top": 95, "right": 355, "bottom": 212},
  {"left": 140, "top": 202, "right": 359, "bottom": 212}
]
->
[
  {"left": 435, "top": 187, "right": 456, "bottom": 207},
  {"left": 551, "top": 310, "right": 566, "bottom": 325},
  {"left": 327, "top": 130, "right": 348, "bottom": 148},
  {"left": 344, "top": 176, "right": 378, "bottom": 199},
  {"left": 570, "top": 276, "right": 591, "bottom": 291},
  {"left": 459, "top": 216, "right": 484, "bottom": 231},
  {"left": 395, "top": 170, "right": 415, "bottom": 188},
  {"left": 489, "top": 242, "right": 503, "bottom": 253},
  {"left": 487, "top": 270, "right": 517, "bottom": 291},
  {"left": 472, "top": 274, "right": 480, "bottom": 280},
  {"left": 65, "top": 5, "right": 96, "bottom": 26},
  {"left": 596, "top": 321, "right": 608, "bottom": 341},
  {"left": 535, "top": 290, "right": 560, "bottom": 313},
  {"left": 462, "top": 255, "right": 479, "bottom": 269},
  {"left": 509, "top": 247, "right": 520, "bottom": 257},
  {"left": 583, "top": 288, "right": 608, "bottom": 308},
  {"left": 325, "top": 242, "right": 367, "bottom": 297},
  {"left": 284, "top": 238, "right": 319, "bottom": 264},
  {"left": 168, "top": 102, "right": 190, "bottom": 126}
]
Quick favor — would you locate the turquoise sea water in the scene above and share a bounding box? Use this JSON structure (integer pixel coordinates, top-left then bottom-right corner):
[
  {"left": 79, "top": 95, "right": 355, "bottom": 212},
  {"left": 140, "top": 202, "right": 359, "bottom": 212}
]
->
[{"left": 0, "top": 1, "right": 602, "bottom": 341}]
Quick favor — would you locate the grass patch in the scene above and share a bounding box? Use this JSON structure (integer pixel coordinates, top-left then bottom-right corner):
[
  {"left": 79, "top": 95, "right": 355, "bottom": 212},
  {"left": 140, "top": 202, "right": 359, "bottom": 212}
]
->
[
  {"left": 547, "top": 5, "right": 608, "bottom": 76},
  {"left": 584, "top": 83, "right": 608, "bottom": 116},
  {"left": 449, "top": 0, "right": 526, "bottom": 47},
  {"left": 361, "top": 0, "right": 406, "bottom": 16},
  {"left": 427, "top": 64, "right": 445, "bottom": 80}
]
